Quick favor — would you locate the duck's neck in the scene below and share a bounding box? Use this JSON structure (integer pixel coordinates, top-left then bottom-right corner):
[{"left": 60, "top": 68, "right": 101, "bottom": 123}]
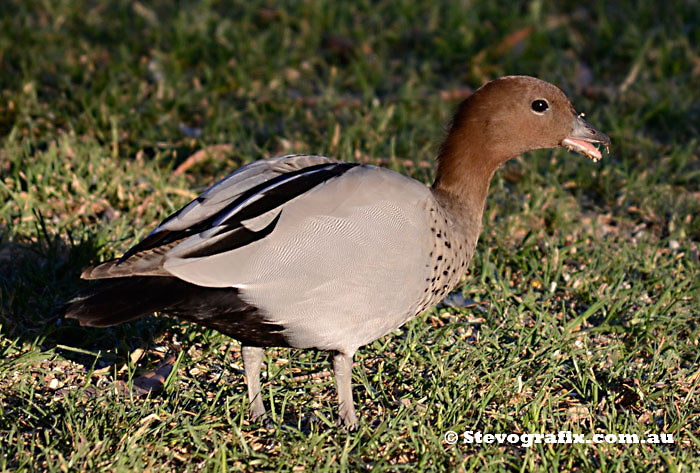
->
[{"left": 431, "top": 139, "right": 505, "bottom": 232}]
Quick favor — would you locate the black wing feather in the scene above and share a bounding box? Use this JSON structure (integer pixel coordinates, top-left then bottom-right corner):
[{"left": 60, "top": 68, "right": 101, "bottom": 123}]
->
[
  {"left": 62, "top": 276, "right": 290, "bottom": 347},
  {"left": 120, "top": 163, "right": 355, "bottom": 262}
]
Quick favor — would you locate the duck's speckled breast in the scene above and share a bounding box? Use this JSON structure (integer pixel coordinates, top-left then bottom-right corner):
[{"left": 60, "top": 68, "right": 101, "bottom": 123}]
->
[{"left": 403, "top": 198, "right": 480, "bottom": 324}]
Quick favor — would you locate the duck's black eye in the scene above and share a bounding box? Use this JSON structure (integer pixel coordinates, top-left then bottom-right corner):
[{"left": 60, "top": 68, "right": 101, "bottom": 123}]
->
[{"left": 531, "top": 99, "right": 549, "bottom": 114}]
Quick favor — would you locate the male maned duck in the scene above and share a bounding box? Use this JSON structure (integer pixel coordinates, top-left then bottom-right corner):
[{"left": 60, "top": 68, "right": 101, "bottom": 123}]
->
[{"left": 64, "top": 76, "right": 610, "bottom": 428}]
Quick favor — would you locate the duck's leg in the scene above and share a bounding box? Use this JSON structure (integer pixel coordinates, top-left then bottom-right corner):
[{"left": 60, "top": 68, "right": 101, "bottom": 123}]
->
[
  {"left": 241, "top": 345, "right": 265, "bottom": 420},
  {"left": 332, "top": 350, "right": 358, "bottom": 429}
]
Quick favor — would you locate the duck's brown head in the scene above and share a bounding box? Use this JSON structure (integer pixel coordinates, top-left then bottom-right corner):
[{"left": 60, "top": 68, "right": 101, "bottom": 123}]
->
[{"left": 434, "top": 76, "right": 610, "bottom": 198}]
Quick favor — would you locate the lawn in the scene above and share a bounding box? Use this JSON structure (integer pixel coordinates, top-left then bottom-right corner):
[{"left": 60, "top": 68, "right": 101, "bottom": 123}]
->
[{"left": 1, "top": 0, "right": 699, "bottom": 471}]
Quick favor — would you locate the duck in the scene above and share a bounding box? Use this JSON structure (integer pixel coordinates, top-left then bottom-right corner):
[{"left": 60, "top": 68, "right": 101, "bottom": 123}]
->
[{"left": 63, "top": 75, "right": 610, "bottom": 428}]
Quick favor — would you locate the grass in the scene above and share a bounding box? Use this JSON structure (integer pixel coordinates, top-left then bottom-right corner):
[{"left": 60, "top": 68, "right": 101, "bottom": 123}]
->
[{"left": 1, "top": 0, "right": 699, "bottom": 471}]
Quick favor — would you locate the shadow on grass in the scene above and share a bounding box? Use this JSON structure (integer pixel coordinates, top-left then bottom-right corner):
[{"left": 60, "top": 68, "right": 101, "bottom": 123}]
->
[
  {"left": 0, "top": 217, "right": 324, "bottom": 430},
  {"left": 0, "top": 218, "right": 172, "bottom": 369}
]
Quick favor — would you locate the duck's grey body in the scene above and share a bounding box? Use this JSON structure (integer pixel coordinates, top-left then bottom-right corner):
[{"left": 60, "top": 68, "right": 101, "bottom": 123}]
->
[
  {"left": 170, "top": 158, "right": 434, "bottom": 351},
  {"left": 77, "top": 155, "right": 475, "bottom": 351},
  {"left": 66, "top": 154, "right": 477, "bottom": 426}
]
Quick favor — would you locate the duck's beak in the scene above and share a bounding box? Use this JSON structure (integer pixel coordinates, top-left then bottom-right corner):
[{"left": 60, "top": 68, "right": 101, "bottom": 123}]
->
[{"left": 561, "top": 114, "right": 611, "bottom": 163}]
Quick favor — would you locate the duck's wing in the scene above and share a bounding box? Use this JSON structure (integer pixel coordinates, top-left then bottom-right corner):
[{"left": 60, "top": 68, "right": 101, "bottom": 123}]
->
[{"left": 81, "top": 154, "right": 353, "bottom": 279}]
